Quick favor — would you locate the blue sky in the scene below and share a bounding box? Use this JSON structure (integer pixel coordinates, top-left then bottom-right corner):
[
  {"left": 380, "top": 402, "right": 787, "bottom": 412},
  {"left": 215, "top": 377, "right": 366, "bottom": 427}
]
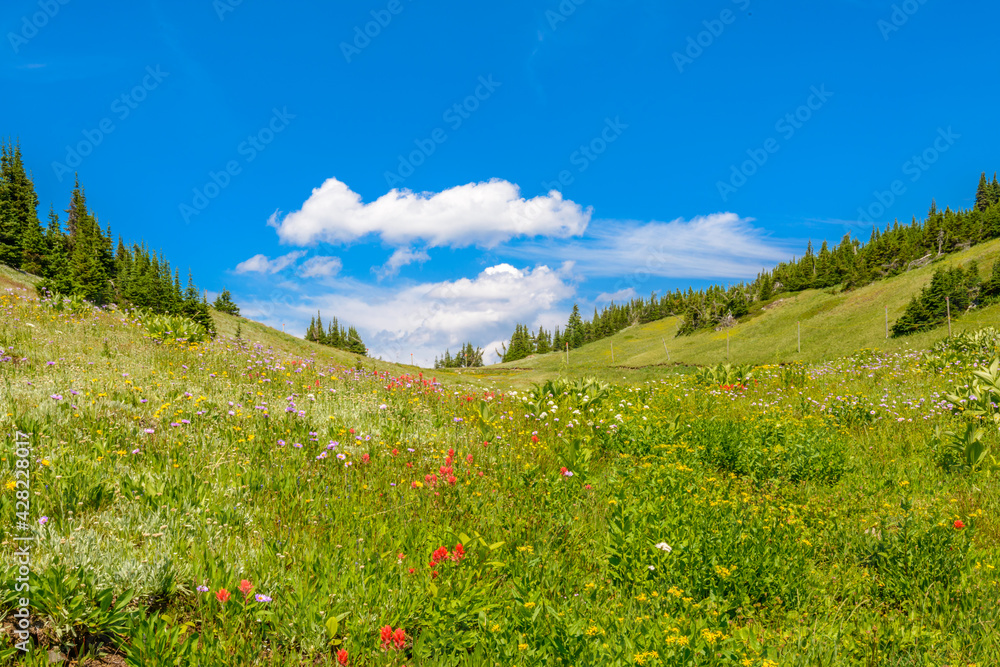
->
[{"left": 3, "top": 0, "right": 998, "bottom": 364}]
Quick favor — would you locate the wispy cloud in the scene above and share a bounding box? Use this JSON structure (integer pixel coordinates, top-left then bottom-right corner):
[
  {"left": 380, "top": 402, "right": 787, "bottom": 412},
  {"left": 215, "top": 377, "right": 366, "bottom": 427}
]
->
[
  {"left": 376, "top": 247, "right": 431, "bottom": 279},
  {"left": 234, "top": 251, "right": 305, "bottom": 274},
  {"left": 300, "top": 256, "right": 343, "bottom": 278},
  {"left": 502, "top": 213, "right": 792, "bottom": 279}
]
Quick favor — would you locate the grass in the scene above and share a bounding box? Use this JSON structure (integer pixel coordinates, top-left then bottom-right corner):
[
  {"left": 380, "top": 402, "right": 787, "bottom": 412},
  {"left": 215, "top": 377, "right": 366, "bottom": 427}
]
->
[{"left": 0, "top": 265, "right": 999, "bottom": 665}]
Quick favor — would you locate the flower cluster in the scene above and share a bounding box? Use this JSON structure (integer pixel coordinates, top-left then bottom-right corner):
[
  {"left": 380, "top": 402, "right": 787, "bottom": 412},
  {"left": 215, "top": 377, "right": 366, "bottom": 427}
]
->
[{"left": 379, "top": 624, "right": 407, "bottom": 650}]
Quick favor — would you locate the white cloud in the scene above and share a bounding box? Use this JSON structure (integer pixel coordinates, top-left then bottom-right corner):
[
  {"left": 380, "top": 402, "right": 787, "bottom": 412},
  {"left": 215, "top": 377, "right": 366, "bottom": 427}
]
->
[
  {"left": 377, "top": 247, "right": 430, "bottom": 279},
  {"left": 240, "top": 263, "right": 575, "bottom": 366},
  {"left": 234, "top": 251, "right": 305, "bottom": 275},
  {"left": 300, "top": 256, "right": 343, "bottom": 278},
  {"left": 269, "top": 178, "right": 592, "bottom": 248},
  {"left": 503, "top": 213, "right": 791, "bottom": 279}
]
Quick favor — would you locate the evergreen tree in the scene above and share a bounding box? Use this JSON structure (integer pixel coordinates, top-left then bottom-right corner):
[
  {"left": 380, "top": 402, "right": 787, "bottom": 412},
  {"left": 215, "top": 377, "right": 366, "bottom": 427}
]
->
[
  {"left": 40, "top": 207, "right": 72, "bottom": 294},
  {"left": 989, "top": 174, "right": 1000, "bottom": 208},
  {"left": 534, "top": 327, "right": 551, "bottom": 354},
  {"left": 980, "top": 260, "right": 1000, "bottom": 306},
  {"left": 566, "top": 305, "right": 585, "bottom": 349},
  {"left": 65, "top": 177, "right": 88, "bottom": 252},
  {"left": 975, "top": 172, "right": 992, "bottom": 211},
  {"left": 0, "top": 141, "right": 42, "bottom": 270},
  {"left": 892, "top": 264, "right": 981, "bottom": 337},
  {"left": 212, "top": 288, "right": 240, "bottom": 316}
]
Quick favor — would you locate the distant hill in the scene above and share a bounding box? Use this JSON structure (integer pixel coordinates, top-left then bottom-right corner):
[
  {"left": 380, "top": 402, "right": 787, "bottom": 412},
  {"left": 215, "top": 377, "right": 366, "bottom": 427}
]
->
[{"left": 471, "top": 236, "right": 1000, "bottom": 382}]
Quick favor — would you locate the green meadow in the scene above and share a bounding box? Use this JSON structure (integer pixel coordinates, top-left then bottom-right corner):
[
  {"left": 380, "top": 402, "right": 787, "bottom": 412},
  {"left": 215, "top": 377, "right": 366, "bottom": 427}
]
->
[{"left": 1, "top": 263, "right": 999, "bottom": 666}]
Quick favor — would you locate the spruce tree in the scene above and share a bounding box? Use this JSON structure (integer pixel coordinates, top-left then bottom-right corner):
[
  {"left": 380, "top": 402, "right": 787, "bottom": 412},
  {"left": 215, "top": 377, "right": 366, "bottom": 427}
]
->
[
  {"left": 65, "top": 177, "right": 88, "bottom": 252},
  {"left": 566, "top": 305, "right": 585, "bottom": 349},
  {"left": 212, "top": 288, "right": 240, "bottom": 316},
  {"left": 975, "top": 172, "right": 992, "bottom": 211},
  {"left": 0, "top": 141, "right": 42, "bottom": 269}
]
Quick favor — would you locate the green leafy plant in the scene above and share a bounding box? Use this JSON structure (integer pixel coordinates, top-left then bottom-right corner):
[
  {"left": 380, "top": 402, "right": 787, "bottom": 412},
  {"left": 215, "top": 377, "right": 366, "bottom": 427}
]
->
[
  {"left": 132, "top": 309, "right": 208, "bottom": 344},
  {"left": 124, "top": 612, "right": 198, "bottom": 666},
  {"left": 33, "top": 566, "right": 137, "bottom": 657},
  {"left": 930, "top": 422, "right": 996, "bottom": 472},
  {"left": 694, "top": 362, "right": 755, "bottom": 387}
]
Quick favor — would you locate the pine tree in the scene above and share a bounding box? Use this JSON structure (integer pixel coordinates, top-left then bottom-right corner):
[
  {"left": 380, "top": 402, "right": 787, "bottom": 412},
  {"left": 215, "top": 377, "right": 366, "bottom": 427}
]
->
[
  {"left": 329, "top": 316, "right": 342, "bottom": 348},
  {"left": 980, "top": 260, "right": 1000, "bottom": 306},
  {"left": 566, "top": 305, "right": 585, "bottom": 349},
  {"left": 212, "top": 288, "right": 240, "bottom": 316},
  {"left": 0, "top": 141, "right": 42, "bottom": 269},
  {"left": 346, "top": 326, "right": 366, "bottom": 355},
  {"left": 65, "top": 177, "right": 88, "bottom": 252},
  {"left": 19, "top": 214, "right": 46, "bottom": 275},
  {"left": 534, "top": 327, "right": 551, "bottom": 354},
  {"left": 975, "top": 172, "right": 992, "bottom": 211},
  {"left": 892, "top": 264, "right": 981, "bottom": 336},
  {"left": 40, "top": 207, "right": 72, "bottom": 294},
  {"left": 311, "top": 312, "right": 323, "bottom": 344}
]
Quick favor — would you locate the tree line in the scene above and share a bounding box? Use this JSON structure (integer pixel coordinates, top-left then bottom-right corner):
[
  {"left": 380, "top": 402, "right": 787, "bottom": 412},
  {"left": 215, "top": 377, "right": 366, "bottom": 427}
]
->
[
  {"left": 434, "top": 342, "right": 485, "bottom": 369},
  {"left": 0, "top": 140, "right": 221, "bottom": 333},
  {"left": 499, "top": 170, "right": 1000, "bottom": 358},
  {"left": 305, "top": 312, "right": 367, "bottom": 356}
]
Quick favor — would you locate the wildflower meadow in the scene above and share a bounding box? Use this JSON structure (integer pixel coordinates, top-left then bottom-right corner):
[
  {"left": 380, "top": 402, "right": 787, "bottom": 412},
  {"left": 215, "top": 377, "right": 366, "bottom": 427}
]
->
[{"left": 1, "top": 284, "right": 999, "bottom": 665}]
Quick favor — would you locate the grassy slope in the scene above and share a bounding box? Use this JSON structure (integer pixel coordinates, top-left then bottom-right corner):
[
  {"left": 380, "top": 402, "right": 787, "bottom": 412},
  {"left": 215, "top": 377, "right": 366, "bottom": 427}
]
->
[
  {"left": 466, "top": 237, "right": 1000, "bottom": 385},
  {"left": 0, "top": 262, "right": 480, "bottom": 385}
]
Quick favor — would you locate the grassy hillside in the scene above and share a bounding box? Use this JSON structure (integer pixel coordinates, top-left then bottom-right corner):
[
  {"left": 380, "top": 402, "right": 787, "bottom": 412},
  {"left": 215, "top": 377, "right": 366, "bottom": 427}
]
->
[{"left": 471, "top": 237, "right": 1000, "bottom": 385}]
